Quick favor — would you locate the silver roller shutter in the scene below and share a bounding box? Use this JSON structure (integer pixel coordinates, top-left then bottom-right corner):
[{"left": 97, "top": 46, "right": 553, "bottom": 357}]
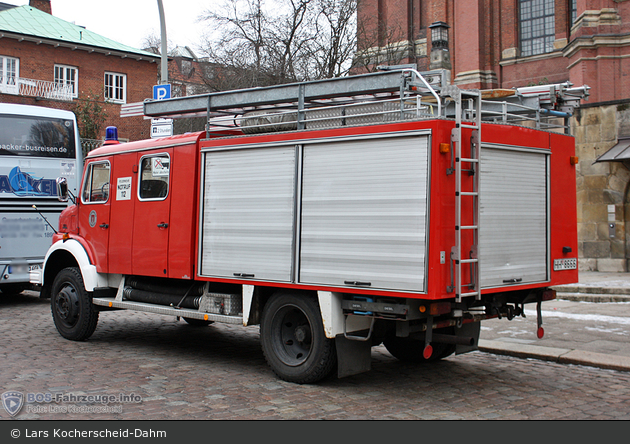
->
[
  {"left": 200, "top": 146, "right": 296, "bottom": 281},
  {"left": 299, "top": 135, "right": 430, "bottom": 292},
  {"left": 479, "top": 146, "right": 548, "bottom": 288}
]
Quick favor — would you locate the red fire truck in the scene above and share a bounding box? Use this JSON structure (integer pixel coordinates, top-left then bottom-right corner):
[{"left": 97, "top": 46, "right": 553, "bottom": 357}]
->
[{"left": 33, "top": 69, "right": 588, "bottom": 383}]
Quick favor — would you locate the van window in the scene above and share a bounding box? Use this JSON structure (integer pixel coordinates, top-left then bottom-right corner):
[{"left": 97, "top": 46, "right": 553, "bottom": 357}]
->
[
  {"left": 139, "top": 154, "right": 169, "bottom": 200},
  {"left": 81, "top": 161, "right": 110, "bottom": 203}
]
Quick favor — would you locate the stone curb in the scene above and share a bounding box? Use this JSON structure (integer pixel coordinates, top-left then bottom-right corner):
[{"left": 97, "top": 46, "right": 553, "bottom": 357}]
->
[
  {"left": 555, "top": 293, "right": 630, "bottom": 303},
  {"left": 478, "top": 339, "right": 630, "bottom": 373},
  {"left": 551, "top": 285, "right": 630, "bottom": 295}
]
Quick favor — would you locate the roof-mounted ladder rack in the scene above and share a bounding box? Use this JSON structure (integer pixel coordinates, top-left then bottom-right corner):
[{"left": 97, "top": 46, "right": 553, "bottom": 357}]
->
[{"left": 143, "top": 69, "right": 589, "bottom": 136}]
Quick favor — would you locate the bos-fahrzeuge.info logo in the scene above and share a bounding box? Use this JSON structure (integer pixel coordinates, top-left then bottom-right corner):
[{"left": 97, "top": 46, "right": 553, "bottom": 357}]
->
[
  {"left": 2, "top": 391, "right": 24, "bottom": 417},
  {"left": 2, "top": 391, "right": 141, "bottom": 416}
]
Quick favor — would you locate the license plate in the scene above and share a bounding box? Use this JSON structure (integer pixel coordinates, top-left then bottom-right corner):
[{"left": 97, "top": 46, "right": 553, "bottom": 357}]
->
[{"left": 553, "top": 258, "right": 577, "bottom": 271}]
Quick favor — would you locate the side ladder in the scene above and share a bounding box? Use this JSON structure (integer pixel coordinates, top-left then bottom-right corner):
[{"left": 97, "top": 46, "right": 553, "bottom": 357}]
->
[{"left": 444, "top": 86, "right": 482, "bottom": 303}]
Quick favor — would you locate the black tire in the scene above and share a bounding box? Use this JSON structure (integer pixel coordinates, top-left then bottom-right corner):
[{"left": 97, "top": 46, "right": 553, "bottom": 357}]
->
[
  {"left": 50, "top": 267, "right": 99, "bottom": 341},
  {"left": 384, "top": 329, "right": 456, "bottom": 363},
  {"left": 260, "top": 293, "right": 337, "bottom": 384},
  {"left": 183, "top": 317, "right": 214, "bottom": 327}
]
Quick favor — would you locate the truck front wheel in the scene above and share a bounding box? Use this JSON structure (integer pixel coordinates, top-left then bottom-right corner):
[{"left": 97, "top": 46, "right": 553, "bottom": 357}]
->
[
  {"left": 50, "top": 267, "right": 99, "bottom": 341},
  {"left": 260, "top": 293, "right": 337, "bottom": 384}
]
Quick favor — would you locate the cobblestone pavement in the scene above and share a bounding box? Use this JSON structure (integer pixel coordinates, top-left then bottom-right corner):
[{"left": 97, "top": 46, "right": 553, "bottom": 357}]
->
[
  {"left": 480, "top": 298, "right": 630, "bottom": 360},
  {"left": 1, "top": 292, "right": 630, "bottom": 421}
]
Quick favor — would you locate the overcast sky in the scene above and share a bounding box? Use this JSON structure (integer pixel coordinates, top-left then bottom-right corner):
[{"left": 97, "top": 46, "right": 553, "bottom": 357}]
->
[{"left": 13, "top": 0, "right": 210, "bottom": 52}]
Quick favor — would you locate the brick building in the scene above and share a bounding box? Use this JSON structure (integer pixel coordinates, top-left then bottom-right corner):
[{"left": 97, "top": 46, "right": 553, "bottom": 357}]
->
[
  {"left": 357, "top": 0, "right": 630, "bottom": 272},
  {"left": 0, "top": 0, "right": 160, "bottom": 143}
]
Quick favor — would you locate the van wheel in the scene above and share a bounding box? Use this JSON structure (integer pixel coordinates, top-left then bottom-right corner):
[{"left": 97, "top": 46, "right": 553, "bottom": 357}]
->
[
  {"left": 384, "top": 329, "right": 456, "bottom": 363},
  {"left": 183, "top": 317, "right": 214, "bottom": 327},
  {"left": 260, "top": 293, "right": 336, "bottom": 384},
  {"left": 50, "top": 267, "right": 99, "bottom": 341}
]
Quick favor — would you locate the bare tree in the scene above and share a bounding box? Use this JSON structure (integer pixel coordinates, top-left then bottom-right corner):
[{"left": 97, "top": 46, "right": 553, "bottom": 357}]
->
[
  {"left": 198, "top": 0, "right": 359, "bottom": 89},
  {"left": 310, "top": 0, "right": 358, "bottom": 79},
  {"left": 141, "top": 32, "right": 163, "bottom": 55},
  {"left": 265, "top": 0, "right": 312, "bottom": 84},
  {"left": 199, "top": 0, "right": 275, "bottom": 88}
]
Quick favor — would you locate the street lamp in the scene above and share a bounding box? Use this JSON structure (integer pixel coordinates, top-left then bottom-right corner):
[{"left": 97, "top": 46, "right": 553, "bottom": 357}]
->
[
  {"left": 429, "top": 21, "right": 450, "bottom": 50},
  {"left": 157, "top": 0, "right": 168, "bottom": 84},
  {"left": 429, "top": 21, "right": 451, "bottom": 72}
]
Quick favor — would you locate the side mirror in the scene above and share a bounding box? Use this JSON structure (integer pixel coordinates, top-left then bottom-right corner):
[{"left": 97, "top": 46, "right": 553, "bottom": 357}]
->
[{"left": 56, "top": 177, "right": 69, "bottom": 202}]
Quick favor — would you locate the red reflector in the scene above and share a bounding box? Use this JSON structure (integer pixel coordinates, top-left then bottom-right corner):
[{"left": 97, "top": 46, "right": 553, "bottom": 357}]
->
[
  {"left": 537, "top": 327, "right": 545, "bottom": 339},
  {"left": 429, "top": 302, "right": 451, "bottom": 316},
  {"left": 423, "top": 344, "right": 433, "bottom": 360},
  {"left": 542, "top": 290, "right": 556, "bottom": 301}
]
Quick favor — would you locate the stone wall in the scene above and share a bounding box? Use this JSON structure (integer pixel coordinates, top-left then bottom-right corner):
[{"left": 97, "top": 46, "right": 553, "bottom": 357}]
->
[{"left": 573, "top": 102, "right": 630, "bottom": 272}]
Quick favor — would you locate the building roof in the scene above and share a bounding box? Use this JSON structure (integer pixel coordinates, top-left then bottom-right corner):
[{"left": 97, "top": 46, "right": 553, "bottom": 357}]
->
[
  {"left": 170, "top": 46, "right": 198, "bottom": 60},
  {"left": 0, "top": 5, "right": 159, "bottom": 62},
  {"left": 595, "top": 138, "right": 630, "bottom": 163}
]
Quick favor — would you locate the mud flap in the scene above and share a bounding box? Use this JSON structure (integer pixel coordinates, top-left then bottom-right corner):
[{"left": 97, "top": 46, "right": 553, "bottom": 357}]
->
[
  {"left": 335, "top": 334, "right": 372, "bottom": 378},
  {"left": 455, "top": 321, "right": 480, "bottom": 355}
]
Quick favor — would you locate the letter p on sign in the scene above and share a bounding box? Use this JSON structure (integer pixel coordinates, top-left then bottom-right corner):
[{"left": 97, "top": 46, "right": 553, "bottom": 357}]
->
[{"left": 153, "top": 84, "right": 171, "bottom": 101}]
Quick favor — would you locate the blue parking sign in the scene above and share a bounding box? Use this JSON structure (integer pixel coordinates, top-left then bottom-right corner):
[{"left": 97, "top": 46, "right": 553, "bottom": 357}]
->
[{"left": 153, "top": 84, "right": 171, "bottom": 100}]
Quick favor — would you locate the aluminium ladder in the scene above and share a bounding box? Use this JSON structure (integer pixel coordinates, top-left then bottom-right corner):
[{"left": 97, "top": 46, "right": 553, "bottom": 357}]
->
[{"left": 443, "top": 85, "right": 482, "bottom": 303}]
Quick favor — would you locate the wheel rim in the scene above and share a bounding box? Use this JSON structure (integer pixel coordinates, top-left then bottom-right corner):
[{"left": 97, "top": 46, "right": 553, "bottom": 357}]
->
[
  {"left": 55, "top": 283, "right": 80, "bottom": 329},
  {"left": 270, "top": 304, "right": 313, "bottom": 367}
]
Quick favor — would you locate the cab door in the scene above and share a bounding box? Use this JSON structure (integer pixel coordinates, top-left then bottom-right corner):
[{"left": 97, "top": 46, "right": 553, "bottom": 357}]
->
[
  {"left": 79, "top": 159, "right": 111, "bottom": 272},
  {"left": 108, "top": 153, "right": 136, "bottom": 275},
  {"left": 132, "top": 150, "right": 172, "bottom": 277}
]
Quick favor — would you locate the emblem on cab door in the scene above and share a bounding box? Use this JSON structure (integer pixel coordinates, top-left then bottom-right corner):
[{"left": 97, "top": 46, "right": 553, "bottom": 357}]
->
[{"left": 89, "top": 210, "right": 97, "bottom": 228}]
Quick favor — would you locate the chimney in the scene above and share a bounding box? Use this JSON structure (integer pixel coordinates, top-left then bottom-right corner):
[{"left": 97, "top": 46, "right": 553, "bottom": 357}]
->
[{"left": 29, "top": 0, "right": 52, "bottom": 15}]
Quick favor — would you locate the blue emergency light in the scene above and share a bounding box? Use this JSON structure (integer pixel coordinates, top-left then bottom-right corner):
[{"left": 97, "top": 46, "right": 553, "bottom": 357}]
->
[{"left": 105, "top": 126, "right": 119, "bottom": 142}]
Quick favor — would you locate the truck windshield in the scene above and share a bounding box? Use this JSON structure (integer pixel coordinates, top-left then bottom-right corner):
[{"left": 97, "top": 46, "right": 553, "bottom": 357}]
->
[{"left": 0, "top": 114, "right": 76, "bottom": 158}]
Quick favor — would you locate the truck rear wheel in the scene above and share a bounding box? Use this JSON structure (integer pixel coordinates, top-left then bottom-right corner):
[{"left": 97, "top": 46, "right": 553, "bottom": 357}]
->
[
  {"left": 384, "top": 329, "right": 456, "bottom": 363},
  {"left": 260, "top": 293, "right": 337, "bottom": 384},
  {"left": 50, "top": 267, "right": 99, "bottom": 341}
]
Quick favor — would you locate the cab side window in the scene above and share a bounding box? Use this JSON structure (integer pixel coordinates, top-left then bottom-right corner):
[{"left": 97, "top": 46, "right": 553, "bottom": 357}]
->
[
  {"left": 81, "top": 161, "right": 110, "bottom": 203},
  {"left": 139, "top": 154, "right": 170, "bottom": 200}
]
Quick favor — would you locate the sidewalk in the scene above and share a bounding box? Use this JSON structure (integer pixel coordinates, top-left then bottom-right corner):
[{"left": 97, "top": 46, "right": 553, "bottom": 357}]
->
[
  {"left": 549, "top": 271, "right": 630, "bottom": 302},
  {"left": 478, "top": 271, "right": 630, "bottom": 372}
]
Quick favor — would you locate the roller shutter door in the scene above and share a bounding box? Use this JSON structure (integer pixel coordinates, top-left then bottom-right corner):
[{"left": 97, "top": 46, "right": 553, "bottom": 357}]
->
[
  {"left": 479, "top": 146, "right": 548, "bottom": 288},
  {"left": 199, "top": 147, "right": 296, "bottom": 282},
  {"left": 299, "top": 135, "right": 430, "bottom": 292}
]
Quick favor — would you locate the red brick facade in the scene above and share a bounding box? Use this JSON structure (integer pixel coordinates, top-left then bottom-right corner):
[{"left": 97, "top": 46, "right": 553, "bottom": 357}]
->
[
  {"left": 0, "top": 2, "right": 159, "bottom": 142},
  {"left": 357, "top": 1, "right": 630, "bottom": 271},
  {"left": 357, "top": 0, "right": 630, "bottom": 103}
]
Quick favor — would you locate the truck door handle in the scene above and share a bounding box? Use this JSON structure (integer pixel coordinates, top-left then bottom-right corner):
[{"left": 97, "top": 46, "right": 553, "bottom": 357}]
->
[
  {"left": 99, "top": 223, "right": 109, "bottom": 229},
  {"left": 344, "top": 280, "right": 372, "bottom": 287},
  {"left": 157, "top": 223, "right": 169, "bottom": 229}
]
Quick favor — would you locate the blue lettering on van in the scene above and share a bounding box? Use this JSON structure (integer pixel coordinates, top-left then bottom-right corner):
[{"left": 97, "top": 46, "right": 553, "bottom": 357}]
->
[{"left": 0, "top": 167, "right": 57, "bottom": 197}]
